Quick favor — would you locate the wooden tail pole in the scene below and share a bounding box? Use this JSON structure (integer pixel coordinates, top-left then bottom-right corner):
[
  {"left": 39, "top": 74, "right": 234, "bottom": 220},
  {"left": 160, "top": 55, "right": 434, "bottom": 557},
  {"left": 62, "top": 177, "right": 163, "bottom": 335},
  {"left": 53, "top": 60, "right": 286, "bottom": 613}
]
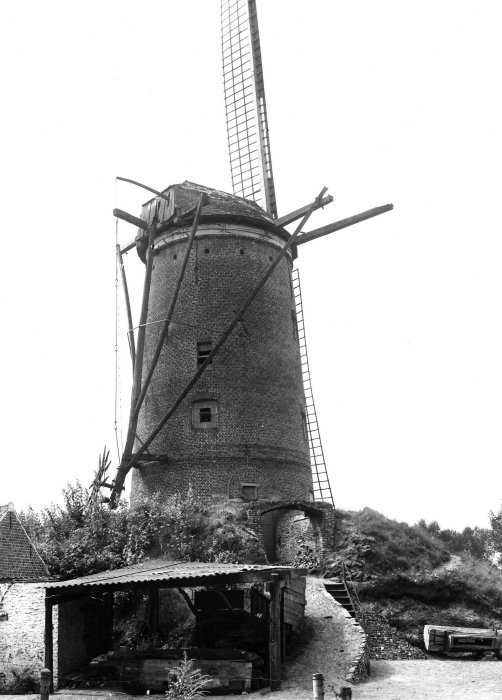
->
[
  {"left": 109, "top": 187, "right": 328, "bottom": 502},
  {"left": 116, "top": 244, "right": 136, "bottom": 369},
  {"left": 312, "top": 673, "right": 324, "bottom": 700},
  {"left": 296, "top": 204, "right": 393, "bottom": 246},
  {"left": 110, "top": 222, "right": 156, "bottom": 506}
]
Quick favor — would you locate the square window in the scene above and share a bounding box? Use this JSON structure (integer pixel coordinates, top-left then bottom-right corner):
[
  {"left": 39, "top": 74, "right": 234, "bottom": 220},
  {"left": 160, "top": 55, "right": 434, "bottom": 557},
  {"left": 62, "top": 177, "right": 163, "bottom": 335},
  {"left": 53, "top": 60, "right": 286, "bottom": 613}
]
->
[
  {"left": 192, "top": 400, "right": 218, "bottom": 429},
  {"left": 242, "top": 484, "right": 258, "bottom": 501}
]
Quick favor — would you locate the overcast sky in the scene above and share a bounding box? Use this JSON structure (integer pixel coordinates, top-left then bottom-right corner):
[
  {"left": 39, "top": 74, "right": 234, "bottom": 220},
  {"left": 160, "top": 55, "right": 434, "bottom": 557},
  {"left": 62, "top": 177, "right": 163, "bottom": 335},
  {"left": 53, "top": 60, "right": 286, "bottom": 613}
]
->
[{"left": 1, "top": 0, "right": 501, "bottom": 530}]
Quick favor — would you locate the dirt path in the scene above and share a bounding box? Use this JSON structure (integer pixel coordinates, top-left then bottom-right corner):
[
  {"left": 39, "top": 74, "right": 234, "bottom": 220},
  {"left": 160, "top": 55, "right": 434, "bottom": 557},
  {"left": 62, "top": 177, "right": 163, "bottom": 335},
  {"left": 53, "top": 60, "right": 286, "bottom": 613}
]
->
[
  {"left": 353, "top": 659, "right": 502, "bottom": 699},
  {"left": 434, "top": 553, "right": 463, "bottom": 573}
]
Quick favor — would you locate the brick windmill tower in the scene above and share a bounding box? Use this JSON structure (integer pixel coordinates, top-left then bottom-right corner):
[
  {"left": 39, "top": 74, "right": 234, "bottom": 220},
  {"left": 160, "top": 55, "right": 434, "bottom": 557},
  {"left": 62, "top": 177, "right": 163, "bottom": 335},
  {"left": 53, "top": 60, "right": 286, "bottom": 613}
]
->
[{"left": 108, "top": 0, "right": 392, "bottom": 558}]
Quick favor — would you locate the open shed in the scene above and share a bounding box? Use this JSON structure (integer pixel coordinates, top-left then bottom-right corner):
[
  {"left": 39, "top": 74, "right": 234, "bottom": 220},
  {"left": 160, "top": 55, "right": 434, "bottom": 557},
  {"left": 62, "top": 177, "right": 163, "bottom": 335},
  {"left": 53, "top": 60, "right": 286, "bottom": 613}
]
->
[{"left": 45, "top": 559, "right": 306, "bottom": 692}]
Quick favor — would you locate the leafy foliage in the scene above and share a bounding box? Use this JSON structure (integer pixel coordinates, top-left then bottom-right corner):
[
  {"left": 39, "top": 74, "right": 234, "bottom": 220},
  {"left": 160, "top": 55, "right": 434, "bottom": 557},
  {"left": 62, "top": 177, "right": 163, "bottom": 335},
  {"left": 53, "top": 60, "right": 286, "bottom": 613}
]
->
[
  {"left": 20, "top": 483, "right": 266, "bottom": 579},
  {"left": 417, "top": 519, "right": 491, "bottom": 561},
  {"left": 164, "top": 653, "right": 211, "bottom": 700}
]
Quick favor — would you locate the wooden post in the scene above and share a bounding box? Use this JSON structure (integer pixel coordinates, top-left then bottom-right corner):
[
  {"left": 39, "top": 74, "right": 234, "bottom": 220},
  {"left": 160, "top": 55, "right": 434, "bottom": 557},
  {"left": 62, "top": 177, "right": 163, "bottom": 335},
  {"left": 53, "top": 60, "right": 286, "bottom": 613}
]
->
[
  {"left": 312, "top": 673, "right": 324, "bottom": 700},
  {"left": 269, "top": 574, "right": 281, "bottom": 691},
  {"left": 280, "top": 585, "right": 286, "bottom": 662},
  {"left": 40, "top": 668, "right": 51, "bottom": 700},
  {"left": 44, "top": 600, "right": 53, "bottom": 693},
  {"left": 148, "top": 588, "right": 159, "bottom": 641}
]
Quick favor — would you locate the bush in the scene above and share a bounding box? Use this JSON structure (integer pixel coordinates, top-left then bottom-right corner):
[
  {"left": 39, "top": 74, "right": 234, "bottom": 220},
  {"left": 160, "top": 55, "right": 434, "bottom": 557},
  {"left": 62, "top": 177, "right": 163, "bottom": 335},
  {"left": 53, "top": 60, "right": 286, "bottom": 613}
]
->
[{"left": 20, "top": 483, "right": 266, "bottom": 580}]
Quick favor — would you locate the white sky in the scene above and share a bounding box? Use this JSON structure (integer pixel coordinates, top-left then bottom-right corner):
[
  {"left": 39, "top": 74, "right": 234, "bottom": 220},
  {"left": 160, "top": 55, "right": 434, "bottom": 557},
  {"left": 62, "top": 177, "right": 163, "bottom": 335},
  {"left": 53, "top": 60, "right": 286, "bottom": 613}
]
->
[{"left": 1, "top": 0, "right": 501, "bottom": 531}]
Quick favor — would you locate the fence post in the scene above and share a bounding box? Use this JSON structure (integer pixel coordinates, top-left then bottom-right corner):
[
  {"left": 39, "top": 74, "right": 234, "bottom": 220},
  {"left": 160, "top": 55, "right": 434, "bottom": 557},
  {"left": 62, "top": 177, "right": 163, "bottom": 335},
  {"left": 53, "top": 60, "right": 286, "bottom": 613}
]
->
[
  {"left": 312, "top": 673, "right": 324, "bottom": 700},
  {"left": 40, "top": 668, "right": 51, "bottom": 700}
]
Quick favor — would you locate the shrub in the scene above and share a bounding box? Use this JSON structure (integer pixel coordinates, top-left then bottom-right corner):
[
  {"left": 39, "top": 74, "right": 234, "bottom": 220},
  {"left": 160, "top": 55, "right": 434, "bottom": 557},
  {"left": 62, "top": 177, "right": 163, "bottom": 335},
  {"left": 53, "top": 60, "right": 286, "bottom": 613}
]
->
[{"left": 165, "top": 653, "right": 211, "bottom": 700}]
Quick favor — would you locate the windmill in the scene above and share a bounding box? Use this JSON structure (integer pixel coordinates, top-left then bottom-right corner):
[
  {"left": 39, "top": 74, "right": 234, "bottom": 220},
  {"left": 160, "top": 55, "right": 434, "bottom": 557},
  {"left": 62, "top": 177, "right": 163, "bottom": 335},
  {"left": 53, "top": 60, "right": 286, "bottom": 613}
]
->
[{"left": 108, "top": 1, "right": 392, "bottom": 517}]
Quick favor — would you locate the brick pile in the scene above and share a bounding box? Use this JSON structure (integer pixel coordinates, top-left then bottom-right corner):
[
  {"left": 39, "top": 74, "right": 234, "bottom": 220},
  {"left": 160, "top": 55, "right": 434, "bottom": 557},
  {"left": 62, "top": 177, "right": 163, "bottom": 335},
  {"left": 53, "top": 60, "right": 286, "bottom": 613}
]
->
[{"left": 363, "top": 610, "right": 427, "bottom": 660}]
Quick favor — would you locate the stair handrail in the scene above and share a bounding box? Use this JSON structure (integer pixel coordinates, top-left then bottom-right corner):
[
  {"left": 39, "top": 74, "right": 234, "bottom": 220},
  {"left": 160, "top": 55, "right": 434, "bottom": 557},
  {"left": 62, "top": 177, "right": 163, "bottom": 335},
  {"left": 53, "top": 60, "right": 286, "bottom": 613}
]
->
[{"left": 341, "top": 561, "right": 365, "bottom": 626}]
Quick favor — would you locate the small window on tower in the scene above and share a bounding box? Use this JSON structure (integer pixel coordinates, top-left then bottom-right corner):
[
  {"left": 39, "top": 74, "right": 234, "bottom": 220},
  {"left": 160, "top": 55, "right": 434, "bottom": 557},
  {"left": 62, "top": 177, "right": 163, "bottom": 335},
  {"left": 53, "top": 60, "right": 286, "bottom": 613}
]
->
[
  {"left": 242, "top": 484, "right": 258, "bottom": 501},
  {"left": 197, "top": 341, "right": 213, "bottom": 369},
  {"left": 192, "top": 400, "right": 218, "bottom": 429}
]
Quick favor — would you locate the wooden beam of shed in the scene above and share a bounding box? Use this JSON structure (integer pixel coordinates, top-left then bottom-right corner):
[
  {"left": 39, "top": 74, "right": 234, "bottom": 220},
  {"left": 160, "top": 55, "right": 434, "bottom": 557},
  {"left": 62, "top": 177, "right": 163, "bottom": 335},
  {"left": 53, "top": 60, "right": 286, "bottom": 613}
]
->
[
  {"left": 268, "top": 574, "right": 282, "bottom": 691},
  {"left": 44, "top": 600, "right": 54, "bottom": 692},
  {"left": 295, "top": 204, "right": 393, "bottom": 246},
  {"left": 113, "top": 208, "right": 148, "bottom": 230},
  {"left": 110, "top": 187, "right": 327, "bottom": 487},
  {"left": 274, "top": 194, "right": 334, "bottom": 227},
  {"left": 178, "top": 588, "right": 198, "bottom": 616}
]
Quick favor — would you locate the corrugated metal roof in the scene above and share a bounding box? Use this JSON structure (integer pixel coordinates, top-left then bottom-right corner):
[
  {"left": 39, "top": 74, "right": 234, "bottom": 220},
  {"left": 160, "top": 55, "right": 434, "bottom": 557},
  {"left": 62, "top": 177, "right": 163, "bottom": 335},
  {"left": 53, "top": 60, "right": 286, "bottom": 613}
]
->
[{"left": 46, "top": 558, "right": 300, "bottom": 592}]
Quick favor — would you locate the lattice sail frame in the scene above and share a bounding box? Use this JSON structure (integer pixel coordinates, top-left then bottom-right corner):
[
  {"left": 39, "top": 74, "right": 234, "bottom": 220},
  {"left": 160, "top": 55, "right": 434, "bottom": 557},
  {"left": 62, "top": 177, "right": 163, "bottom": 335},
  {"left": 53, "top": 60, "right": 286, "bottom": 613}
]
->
[
  {"left": 293, "top": 268, "right": 334, "bottom": 504},
  {"left": 221, "top": 0, "right": 277, "bottom": 217}
]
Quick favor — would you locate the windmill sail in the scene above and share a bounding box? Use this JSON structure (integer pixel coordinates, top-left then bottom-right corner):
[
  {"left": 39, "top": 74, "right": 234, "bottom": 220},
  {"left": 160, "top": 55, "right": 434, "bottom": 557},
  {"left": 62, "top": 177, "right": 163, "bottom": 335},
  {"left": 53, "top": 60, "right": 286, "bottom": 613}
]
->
[
  {"left": 221, "top": 0, "right": 277, "bottom": 217},
  {"left": 293, "top": 268, "right": 334, "bottom": 505}
]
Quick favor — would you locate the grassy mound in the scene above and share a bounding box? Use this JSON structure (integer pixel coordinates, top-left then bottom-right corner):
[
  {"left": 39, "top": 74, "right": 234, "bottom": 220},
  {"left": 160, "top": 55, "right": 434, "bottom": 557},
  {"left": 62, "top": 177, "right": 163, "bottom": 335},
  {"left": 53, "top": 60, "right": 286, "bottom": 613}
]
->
[
  {"left": 359, "top": 557, "right": 502, "bottom": 648},
  {"left": 325, "top": 507, "right": 450, "bottom": 579}
]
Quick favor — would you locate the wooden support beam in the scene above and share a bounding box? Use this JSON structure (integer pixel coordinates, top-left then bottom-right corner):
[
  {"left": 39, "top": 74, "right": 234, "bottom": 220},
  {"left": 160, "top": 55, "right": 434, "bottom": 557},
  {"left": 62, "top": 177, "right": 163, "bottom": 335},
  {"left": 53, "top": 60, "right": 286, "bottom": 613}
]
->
[
  {"left": 295, "top": 204, "right": 393, "bottom": 246},
  {"left": 113, "top": 208, "right": 148, "bottom": 230},
  {"left": 269, "top": 574, "right": 282, "bottom": 691},
  {"left": 116, "top": 176, "right": 171, "bottom": 202},
  {"left": 121, "top": 239, "right": 137, "bottom": 255},
  {"left": 110, "top": 222, "right": 156, "bottom": 507},
  {"left": 116, "top": 244, "right": 136, "bottom": 370},
  {"left": 44, "top": 599, "right": 54, "bottom": 692},
  {"left": 148, "top": 588, "right": 159, "bottom": 640},
  {"left": 178, "top": 588, "right": 198, "bottom": 616},
  {"left": 275, "top": 195, "right": 334, "bottom": 227},
  {"left": 112, "top": 188, "right": 327, "bottom": 483}
]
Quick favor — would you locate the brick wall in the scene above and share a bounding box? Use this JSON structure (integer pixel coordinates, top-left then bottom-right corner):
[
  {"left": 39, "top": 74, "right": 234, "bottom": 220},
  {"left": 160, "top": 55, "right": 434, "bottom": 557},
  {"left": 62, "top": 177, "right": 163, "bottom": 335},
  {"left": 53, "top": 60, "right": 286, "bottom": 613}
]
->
[
  {"left": 0, "top": 582, "right": 57, "bottom": 688},
  {"left": 131, "top": 221, "right": 313, "bottom": 505}
]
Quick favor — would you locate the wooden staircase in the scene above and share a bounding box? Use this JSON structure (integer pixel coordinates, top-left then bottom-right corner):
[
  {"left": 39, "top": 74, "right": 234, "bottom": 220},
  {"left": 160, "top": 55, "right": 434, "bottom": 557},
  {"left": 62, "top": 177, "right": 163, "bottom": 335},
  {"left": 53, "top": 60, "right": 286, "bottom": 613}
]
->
[{"left": 323, "top": 578, "right": 357, "bottom": 618}]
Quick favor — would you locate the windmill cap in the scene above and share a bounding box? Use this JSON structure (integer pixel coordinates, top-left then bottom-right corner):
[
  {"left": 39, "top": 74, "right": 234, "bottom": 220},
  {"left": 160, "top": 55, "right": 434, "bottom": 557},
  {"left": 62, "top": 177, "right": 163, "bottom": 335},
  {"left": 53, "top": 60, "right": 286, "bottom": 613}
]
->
[{"left": 135, "top": 181, "right": 290, "bottom": 256}]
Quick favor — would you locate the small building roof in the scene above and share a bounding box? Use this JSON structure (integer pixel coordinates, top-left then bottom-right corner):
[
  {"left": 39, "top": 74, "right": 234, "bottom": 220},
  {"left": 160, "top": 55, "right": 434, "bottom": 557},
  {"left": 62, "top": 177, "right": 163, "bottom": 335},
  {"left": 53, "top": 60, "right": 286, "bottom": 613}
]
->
[
  {"left": 46, "top": 558, "right": 304, "bottom": 597},
  {"left": 0, "top": 503, "right": 50, "bottom": 581}
]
